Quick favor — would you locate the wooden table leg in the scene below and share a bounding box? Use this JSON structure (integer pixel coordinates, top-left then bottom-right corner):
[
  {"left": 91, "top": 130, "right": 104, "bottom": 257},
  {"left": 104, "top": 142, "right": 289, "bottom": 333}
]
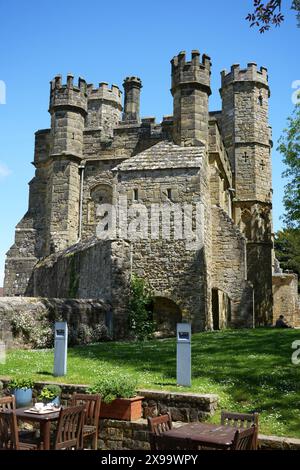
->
[{"left": 40, "top": 421, "right": 51, "bottom": 450}]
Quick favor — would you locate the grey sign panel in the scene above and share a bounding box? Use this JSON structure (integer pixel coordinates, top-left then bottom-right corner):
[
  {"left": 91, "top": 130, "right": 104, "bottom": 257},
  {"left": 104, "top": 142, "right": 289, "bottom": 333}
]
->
[
  {"left": 176, "top": 323, "right": 191, "bottom": 387},
  {"left": 54, "top": 322, "right": 68, "bottom": 377}
]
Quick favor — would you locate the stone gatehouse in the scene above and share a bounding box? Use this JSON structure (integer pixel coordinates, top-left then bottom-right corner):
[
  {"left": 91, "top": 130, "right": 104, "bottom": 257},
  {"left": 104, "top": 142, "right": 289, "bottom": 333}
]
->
[{"left": 4, "top": 49, "right": 299, "bottom": 337}]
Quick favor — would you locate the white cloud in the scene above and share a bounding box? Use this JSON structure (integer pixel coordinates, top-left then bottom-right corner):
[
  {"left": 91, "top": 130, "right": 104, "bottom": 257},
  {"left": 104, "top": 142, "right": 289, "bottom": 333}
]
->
[{"left": 0, "top": 162, "right": 11, "bottom": 179}]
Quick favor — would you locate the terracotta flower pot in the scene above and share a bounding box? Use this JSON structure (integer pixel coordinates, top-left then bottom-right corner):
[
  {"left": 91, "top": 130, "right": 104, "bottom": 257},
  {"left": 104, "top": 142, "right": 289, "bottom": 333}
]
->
[{"left": 100, "top": 396, "right": 143, "bottom": 421}]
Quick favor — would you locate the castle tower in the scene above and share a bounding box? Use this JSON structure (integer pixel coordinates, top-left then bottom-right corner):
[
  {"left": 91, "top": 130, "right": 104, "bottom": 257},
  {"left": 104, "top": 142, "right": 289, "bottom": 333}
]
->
[
  {"left": 220, "top": 64, "right": 273, "bottom": 325},
  {"left": 86, "top": 82, "right": 122, "bottom": 137},
  {"left": 171, "top": 50, "right": 211, "bottom": 147},
  {"left": 122, "top": 77, "right": 142, "bottom": 123},
  {"left": 47, "top": 74, "right": 88, "bottom": 253}
]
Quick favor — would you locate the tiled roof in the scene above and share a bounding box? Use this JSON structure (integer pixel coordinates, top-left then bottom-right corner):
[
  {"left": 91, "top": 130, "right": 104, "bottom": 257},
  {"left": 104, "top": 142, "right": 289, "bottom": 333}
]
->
[{"left": 114, "top": 141, "right": 204, "bottom": 171}]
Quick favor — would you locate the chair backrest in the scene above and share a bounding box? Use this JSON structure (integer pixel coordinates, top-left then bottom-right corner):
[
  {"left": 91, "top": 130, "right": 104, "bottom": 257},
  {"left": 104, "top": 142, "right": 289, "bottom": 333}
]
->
[
  {"left": 0, "top": 410, "right": 19, "bottom": 450},
  {"left": 71, "top": 393, "right": 101, "bottom": 427},
  {"left": 147, "top": 413, "right": 172, "bottom": 435},
  {"left": 54, "top": 405, "right": 85, "bottom": 450},
  {"left": 0, "top": 395, "right": 16, "bottom": 412},
  {"left": 221, "top": 410, "right": 259, "bottom": 449},
  {"left": 147, "top": 413, "right": 173, "bottom": 451},
  {"left": 231, "top": 426, "right": 256, "bottom": 450}
]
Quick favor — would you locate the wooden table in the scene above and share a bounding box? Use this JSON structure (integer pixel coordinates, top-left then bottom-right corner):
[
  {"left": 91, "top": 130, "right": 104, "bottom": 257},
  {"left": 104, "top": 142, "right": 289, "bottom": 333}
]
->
[
  {"left": 16, "top": 407, "right": 61, "bottom": 450},
  {"left": 161, "top": 422, "right": 239, "bottom": 450}
]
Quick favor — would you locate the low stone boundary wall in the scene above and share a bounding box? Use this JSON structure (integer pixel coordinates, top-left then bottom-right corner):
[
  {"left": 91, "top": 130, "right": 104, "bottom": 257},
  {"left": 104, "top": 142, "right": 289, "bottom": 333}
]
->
[
  {"left": 258, "top": 434, "right": 300, "bottom": 450},
  {"left": 99, "top": 419, "right": 150, "bottom": 450},
  {"left": 138, "top": 389, "right": 218, "bottom": 422},
  {"left": 0, "top": 379, "right": 218, "bottom": 423},
  {"left": 99, "top": 420, "right": 300, "bottom": 451},
  {"left": 2, "top": 377, "right": 299, "bottom": 450}
]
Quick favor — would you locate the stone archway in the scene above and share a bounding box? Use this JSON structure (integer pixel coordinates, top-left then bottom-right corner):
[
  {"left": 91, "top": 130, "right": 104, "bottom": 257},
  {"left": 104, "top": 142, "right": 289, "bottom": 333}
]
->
[{"left": 152, "top": 297, "right": 182, "bottom": 337}]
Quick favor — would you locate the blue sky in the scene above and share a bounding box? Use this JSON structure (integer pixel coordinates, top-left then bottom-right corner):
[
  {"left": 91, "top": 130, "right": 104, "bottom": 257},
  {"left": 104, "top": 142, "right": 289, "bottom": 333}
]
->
[{"left": 0, "top": 0, "right": 299, "bottom": 286}]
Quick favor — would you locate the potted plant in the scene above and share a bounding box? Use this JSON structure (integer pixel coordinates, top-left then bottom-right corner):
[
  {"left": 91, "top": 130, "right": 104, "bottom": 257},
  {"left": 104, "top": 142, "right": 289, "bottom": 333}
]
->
[
  {"left": 88, "top": 374, "right": 143, "bottom": 421},
  {"left": 9, "top": 378, "right": 34, "bottom": 408},
  {"left": 38, "top": 384, "right": 62, "bottom": 406}
]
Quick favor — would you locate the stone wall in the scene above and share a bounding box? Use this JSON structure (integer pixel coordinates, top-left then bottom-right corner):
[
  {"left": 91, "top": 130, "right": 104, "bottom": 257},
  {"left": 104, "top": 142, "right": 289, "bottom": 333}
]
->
[
  {"left": 27, "top": 238, "right": 131, "bottom": 338},
  {"left": 247, "top": 242, "right": 273, "bottom": 326},
  {"left": 138, "top": 389, "right": 218, "bottom": 422},
  {"left": 0, "top": 297, "right": 110, "bottom": 348},
  {"left": 211, "top": 205, "right": 253, "bottom": 328},
  {"left": 273, "top": 273, "right": 300, "bottom": 327},
  {"left": 99, "top": 422, "right": 300, "bottom": 451},
  {"left": 115, "top": 143, "right": 211, "bottom": 332},
  {"left": 1, "top": 377, "right": 298, "bottom": 450},
  {"left": 258, "top": 434, "right": 300, "bottom": 450},
  {"left": 0, "top": 379, "right": 218, "bottom": 424}
]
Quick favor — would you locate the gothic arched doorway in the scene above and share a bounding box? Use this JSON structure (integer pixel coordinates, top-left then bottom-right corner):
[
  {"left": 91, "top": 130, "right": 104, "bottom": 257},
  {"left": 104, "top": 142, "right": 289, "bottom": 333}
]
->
[{"left": 152, "top": 297, "right": 182, "bottom": 337}]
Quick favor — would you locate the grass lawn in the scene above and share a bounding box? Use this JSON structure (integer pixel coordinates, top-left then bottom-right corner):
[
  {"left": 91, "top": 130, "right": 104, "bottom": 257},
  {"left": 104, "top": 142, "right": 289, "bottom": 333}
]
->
[{"left": 1, "top": 328, "right": 300, "bottom": 438}]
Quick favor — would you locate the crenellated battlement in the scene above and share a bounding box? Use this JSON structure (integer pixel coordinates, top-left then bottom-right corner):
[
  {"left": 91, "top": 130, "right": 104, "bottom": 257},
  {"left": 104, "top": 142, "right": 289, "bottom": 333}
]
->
[
  {"left": 221, "top": 63, "right": 269, "bottom": 89},
  {"left": 86, "top": 82, "right": 122, "bottom": 110},
  {"left": 49, "top": 74, "right": 88, "bottom": 114},
  {"left": 123, "top": 76, "right": 142, "bottom": 88},
  {"left": 122, "top": 76, "right": 142, "bottom": 123},
  {"left": 171, "top": 50, "right": 211, "bottom": 93}
]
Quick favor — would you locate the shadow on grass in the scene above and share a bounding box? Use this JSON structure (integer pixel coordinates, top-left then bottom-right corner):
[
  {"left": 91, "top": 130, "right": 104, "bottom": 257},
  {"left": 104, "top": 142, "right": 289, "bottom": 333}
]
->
[{"left": 67, "top": 327, "right": 300, "bottom": 434}]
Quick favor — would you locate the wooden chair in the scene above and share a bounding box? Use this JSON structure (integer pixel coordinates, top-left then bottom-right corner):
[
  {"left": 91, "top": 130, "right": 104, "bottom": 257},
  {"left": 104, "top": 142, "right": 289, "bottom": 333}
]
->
[
  {"left": 221, "top": 410, "right": 259, "bottom": 449},
  {"left": 71, "top": 393, "right": 101, "bottom": 450},
  {"left": 147, "top": 413, "right": 173, "bottom": 451},
  {"left": 53, "top": 405, "right": 85, "bottom": 450},
  {"left": 0, "top": 410, "right": 38, "bottom": 450},
  {"left": 0, "top": 396, "right": 39, "bottom": 446},
  {"left": 230, "top": 426, "right": 257, "bottom": 450},
  {"left": 0, "top": 395, "right": 16, "bottom": 411}
]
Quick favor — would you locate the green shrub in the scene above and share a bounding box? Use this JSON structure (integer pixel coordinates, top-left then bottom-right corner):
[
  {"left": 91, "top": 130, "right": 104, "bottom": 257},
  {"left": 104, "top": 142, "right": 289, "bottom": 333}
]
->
[
  {"left": 9, "top": 377, "right": 34, "bottom": 390},
  {"left": 10, "top": 310, "right": 53, "bottom": 348},
  {"left": 128, "top": 275, "right": 155, "bottom": 341},
  {"left": 88, "top": 373, "right": 138, "bottom": 404},
  {"left": 68, "top": 323, "right": 108, "bottom": 346},
  {"left": 38, "top": 384, "right": 62, "bottom": 401}
]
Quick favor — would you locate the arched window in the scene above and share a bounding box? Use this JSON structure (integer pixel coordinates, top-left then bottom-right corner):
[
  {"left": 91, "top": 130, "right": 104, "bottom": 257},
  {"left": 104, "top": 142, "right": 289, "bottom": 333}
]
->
[
  {"left": 91, "top": 184, "right": 113, "bottom": 205},
  {"left": 88, "top": 183, "right": 113, "bottom": 226}
]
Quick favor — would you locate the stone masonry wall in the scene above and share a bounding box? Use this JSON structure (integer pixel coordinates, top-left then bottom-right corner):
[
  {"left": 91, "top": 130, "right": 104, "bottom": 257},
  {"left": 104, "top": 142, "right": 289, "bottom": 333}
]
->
[
  {"left": 28, "top": 238, "right": 131, "bottom": 339},
  {"left": 247, "top": 242, "right": 273, "bottom": 326},
  {"left": 132, "top": 239, "right": 206, "bottom": 331},
  {"left": 211, "top": 205, "right": 253, "bottom": 327},
  {"left": 273, "top": 273, "right": 300, "bottom": 327},
  {"left": 30, "top": 239, "right": 114, "bottom": 299},
  {"left": 116, "top": 155, "right": 211, "bottom": 331},
  {"left": 0, "top": 297, "right": 110, "bottom": 348},
  {"left": 1, "top": 378, "right": 297, "bottom": 450}
]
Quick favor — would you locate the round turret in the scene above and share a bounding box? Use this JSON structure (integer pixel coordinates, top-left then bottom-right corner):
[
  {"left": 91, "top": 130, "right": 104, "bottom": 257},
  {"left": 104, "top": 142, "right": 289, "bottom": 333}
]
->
[
  {"left": 221, "top": 63, "right": 269, "bottom": 94},
  {"left": 49, "top": 74, "right": 88, "bottom": 158},
  {"left": 122, "top": 76, "right": 142, "bottom": 123},
  {"left": 49, "top": 74, "right": 88, "bottom": 115},
  {"left": 171, "top": 50, "right": 211, "bottom": 96},
  {"left": 85, "top": 82, "right": 122, "bottom": 134},
  {"left": 171, "top": 50, "right": 211, "bottom": 147}
]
